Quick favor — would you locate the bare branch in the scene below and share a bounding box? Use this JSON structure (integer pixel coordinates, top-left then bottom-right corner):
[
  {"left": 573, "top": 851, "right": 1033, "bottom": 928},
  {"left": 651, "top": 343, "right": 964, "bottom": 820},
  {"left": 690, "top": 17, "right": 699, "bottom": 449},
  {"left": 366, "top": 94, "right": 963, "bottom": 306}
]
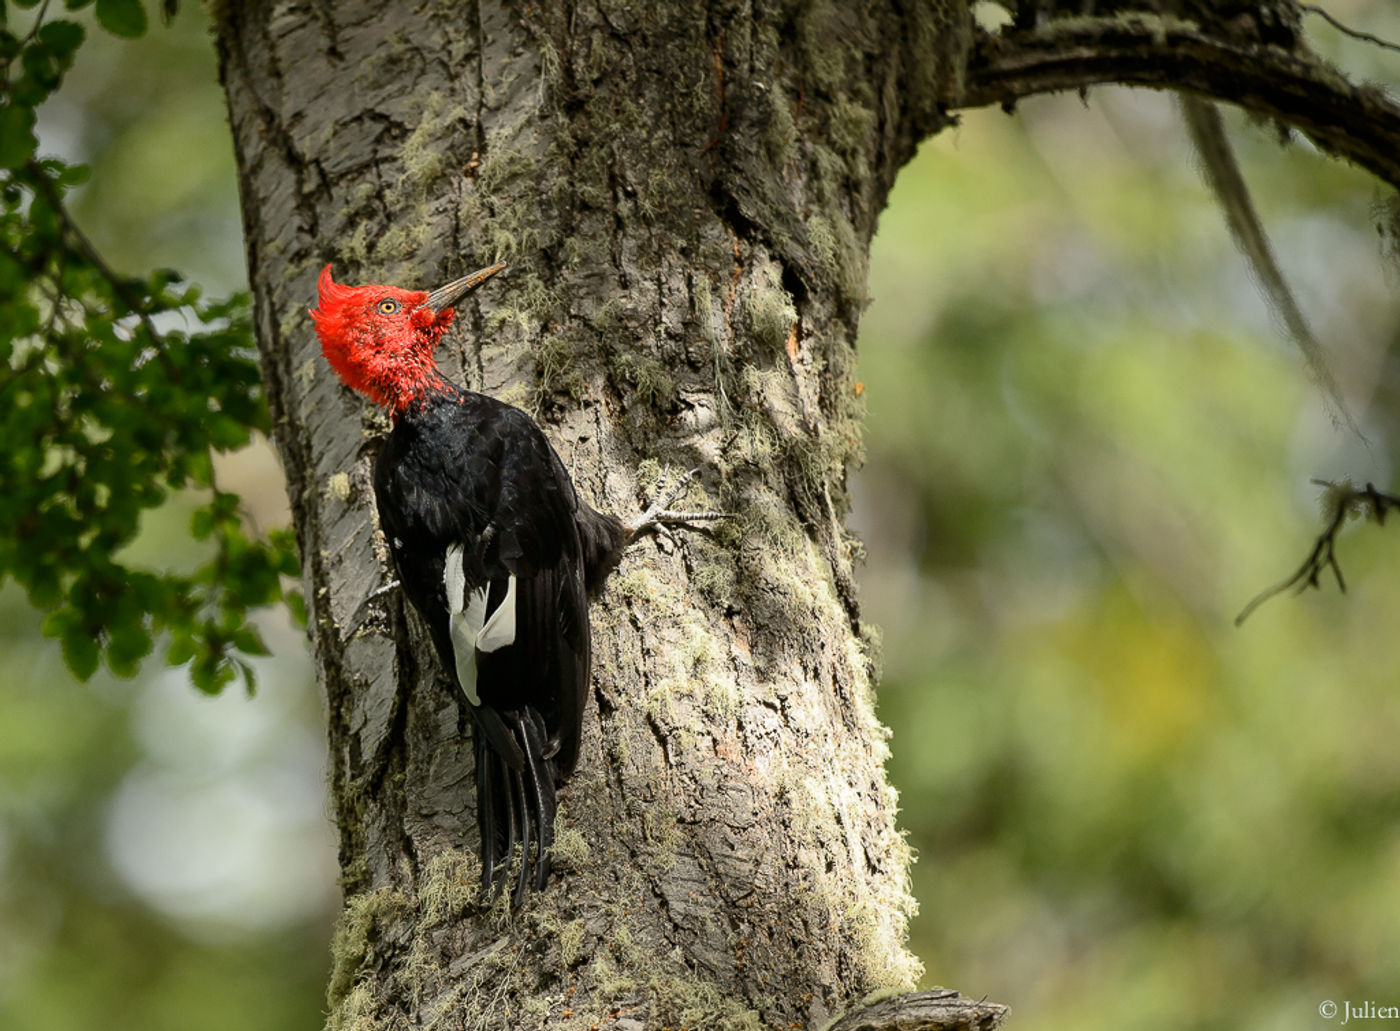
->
[
  {"left": 958, "top": 16, "right": 1400, "bottom": 190},
  {"left": 1235, "top": 481, "right": 1400, "bottom": 625}
]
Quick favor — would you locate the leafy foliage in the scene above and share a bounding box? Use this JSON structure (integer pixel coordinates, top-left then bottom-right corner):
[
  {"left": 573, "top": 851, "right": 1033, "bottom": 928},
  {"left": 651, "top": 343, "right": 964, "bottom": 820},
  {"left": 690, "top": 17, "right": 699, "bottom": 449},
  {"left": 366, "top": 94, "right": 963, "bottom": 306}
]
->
[{"left": 0, "top": 1, "right": 299, "bottom": 692}]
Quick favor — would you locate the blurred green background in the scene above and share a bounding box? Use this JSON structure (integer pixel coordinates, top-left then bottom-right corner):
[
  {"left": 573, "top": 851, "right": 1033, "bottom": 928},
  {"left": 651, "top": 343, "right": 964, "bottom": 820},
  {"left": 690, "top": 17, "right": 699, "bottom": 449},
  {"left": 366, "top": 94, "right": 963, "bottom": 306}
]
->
[{"left": 5, "top": 2, "right": 1400, "bottom": 1029}]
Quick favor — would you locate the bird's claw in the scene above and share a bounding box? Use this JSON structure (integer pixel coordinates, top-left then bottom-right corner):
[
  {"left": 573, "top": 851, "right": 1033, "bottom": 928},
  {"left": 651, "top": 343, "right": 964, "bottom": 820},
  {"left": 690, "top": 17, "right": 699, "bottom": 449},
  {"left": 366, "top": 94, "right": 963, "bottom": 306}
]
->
[{"left": 626, "top": 466, "right": 733, "bottom": 539}]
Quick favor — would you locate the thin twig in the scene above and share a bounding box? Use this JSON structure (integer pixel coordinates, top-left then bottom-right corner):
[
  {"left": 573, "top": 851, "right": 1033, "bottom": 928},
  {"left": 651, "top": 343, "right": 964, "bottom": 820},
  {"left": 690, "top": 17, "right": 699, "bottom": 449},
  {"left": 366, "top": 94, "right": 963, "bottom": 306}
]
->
[
  {"left": 1235, "top": 481, "right": 1400, "bottom": 625},
  {"left": 19, "top": 0, "right": 53, "bottom": 46},
  {"left": 1302, "top": 4, "right": 1400, "bottom": 56},
  {"left": 24, "top": 161, "right": 164, "bottom": 343}
]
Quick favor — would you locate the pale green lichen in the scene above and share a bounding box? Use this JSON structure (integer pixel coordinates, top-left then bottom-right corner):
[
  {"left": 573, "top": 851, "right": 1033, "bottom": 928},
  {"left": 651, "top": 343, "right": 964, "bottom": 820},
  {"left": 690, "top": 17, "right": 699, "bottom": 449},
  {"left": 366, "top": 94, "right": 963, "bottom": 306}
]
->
[
  {"left": 550, "top": 826, "right": 590, "bottom": 872},
  {"left": 533, "top": 331, "right": 586, "bottom": 406},
  {"left": 808, "top": 212, "right": 866, "bottom": 300},
  {"left": 700, "top": 669, "right": 741, "bottom": 721},
  {"left": 643, "top": 678, "right": 677, "bottom": 727},
  {"left": 326, "top": 885, "right": 412, "bottom": 1014},
  {"left": 395, "top": 91, "right": 457, "bottom": 203},
  {"left": 611, "top": 351, "right": 677, "bottom": 410},
  {"left": 764, "top": 85, "right": 799, "bottom": 165},
  {"left": 396, "top": 932, "right": 439, "bottom": 1005},
  {"left": 588, "top": 953, "right": 639, "bottom": 1002},
  {"left": 795, "top": 0, "right": 850, "bottom": 95},
  {"left": 691, "top": 562, "right": 737, "bottom": 606},
  {"left": 476, "top": 146, "right": 536, "bottom": 196},
  {"left": 809, "top": 142, "right": 848, "bottom": 206},
  {"left": 371, "top": 221, "right": 437, "bottom": 280},
  {"left": 744, "top": 280, "right": 797, "bottom": 354},
  {"left": 420, "top": 848, "right": 481, "bottom": 926},
  {"left": 647, "top": 973, "right": 765, "bottom": 1031},
  {"left": 327, "top": 981, "right": 380, "bottom": 1031},
  {"left": 588, "top": 297, "right": 622, "bottom": 332},
  {"left": 611, "top": 565, "right": 661, "bottom": 604},
  {"left": 828, "top": 99, "right": 876, "bottom": 177},
  {"left": 326, "top": 472, "right": 352, "bottom": 503},
  {"left": 341, "top": 221, "right": 373, "bottom": 267},
  {"left": 558, "top": 918, "right": 587, "bottom": 967},
  {"left": 611, "top": 924, "right": 648, "bottom": 969}
]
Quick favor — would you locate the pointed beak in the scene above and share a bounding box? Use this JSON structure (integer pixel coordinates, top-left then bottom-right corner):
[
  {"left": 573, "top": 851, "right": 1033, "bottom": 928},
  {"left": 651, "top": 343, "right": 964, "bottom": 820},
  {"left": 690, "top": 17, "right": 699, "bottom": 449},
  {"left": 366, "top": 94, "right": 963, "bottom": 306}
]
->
[{"left": 423, "top": 262, "right": 506, "bottom": 312}]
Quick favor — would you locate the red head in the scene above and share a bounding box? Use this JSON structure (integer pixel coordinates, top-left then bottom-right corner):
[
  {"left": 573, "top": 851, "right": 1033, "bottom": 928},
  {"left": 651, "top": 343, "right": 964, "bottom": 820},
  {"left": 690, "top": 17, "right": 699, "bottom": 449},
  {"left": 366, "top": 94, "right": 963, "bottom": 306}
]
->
[{"left": 310, "top": 263, "right": 505, "bottom": 416}]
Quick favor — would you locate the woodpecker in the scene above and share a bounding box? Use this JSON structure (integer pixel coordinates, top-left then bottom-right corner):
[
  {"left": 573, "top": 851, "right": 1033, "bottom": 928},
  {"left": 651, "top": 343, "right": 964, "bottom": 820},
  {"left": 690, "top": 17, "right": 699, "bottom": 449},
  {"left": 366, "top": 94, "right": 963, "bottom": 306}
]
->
[{"left": 310, "top": 263, "right": 723, "bottom": 902}]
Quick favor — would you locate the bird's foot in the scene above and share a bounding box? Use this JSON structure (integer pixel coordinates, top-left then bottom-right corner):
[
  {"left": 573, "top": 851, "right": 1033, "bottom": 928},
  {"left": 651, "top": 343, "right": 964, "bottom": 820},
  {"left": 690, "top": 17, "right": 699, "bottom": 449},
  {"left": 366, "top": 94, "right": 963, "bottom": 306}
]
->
[{"left": 625, "top": 467, "right": 732, "bottom": 542}]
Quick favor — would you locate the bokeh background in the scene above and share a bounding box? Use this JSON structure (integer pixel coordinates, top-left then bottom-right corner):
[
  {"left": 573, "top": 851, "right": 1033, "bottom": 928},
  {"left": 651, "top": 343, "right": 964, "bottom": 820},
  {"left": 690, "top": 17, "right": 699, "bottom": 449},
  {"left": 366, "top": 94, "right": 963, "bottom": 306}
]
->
[{"left": 4, "top": 2, "right": 1399, "bottom": 1029}]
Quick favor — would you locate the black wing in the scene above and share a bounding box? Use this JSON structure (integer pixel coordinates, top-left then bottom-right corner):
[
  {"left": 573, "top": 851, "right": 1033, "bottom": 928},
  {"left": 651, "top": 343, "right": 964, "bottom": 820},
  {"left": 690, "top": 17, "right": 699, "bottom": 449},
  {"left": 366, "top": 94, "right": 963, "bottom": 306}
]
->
[{"left": 373, "top": 393, "right": 590, "bottom": 899}]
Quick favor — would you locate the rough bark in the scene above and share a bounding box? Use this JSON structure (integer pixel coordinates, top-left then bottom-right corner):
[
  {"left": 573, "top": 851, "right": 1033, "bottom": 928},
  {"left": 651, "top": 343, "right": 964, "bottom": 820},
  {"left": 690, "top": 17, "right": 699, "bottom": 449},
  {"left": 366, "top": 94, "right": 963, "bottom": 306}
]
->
[
  {"left": 213, "top": 0, "right": 1398, "bottom": 1028},
  {"left": 216, "top": 2, "right": 967, "bottom": 1029}
]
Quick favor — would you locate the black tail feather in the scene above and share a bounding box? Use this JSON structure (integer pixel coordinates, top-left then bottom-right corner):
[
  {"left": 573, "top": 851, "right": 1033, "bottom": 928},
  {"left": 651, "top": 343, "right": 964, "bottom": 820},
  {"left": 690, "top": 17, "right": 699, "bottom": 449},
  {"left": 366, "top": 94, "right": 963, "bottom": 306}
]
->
[
  {"left": 475, "top": 705, "right": 525, "bottom": 770},
  {"left": 475, "top": 729, "right": 500, "bottom": 892},
  {"left": 519, "top": 711, "right": 556, "bottom": 890},
  {"left": 510, "top": 763, "right": 530, "bottom": 905},
  {"left": 471, "top": 705, "right": 559, "bottom": 902}
]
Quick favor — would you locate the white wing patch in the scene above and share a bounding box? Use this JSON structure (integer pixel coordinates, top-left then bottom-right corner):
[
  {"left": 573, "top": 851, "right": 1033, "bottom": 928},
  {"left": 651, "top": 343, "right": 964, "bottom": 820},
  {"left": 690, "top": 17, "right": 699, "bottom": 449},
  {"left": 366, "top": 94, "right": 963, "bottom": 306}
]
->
[
  {"left": 476, "top": 574, "right": 517, "bottom": 652},
  {"left": 443, "top": 543, "right": 517, "bottom": 707}
]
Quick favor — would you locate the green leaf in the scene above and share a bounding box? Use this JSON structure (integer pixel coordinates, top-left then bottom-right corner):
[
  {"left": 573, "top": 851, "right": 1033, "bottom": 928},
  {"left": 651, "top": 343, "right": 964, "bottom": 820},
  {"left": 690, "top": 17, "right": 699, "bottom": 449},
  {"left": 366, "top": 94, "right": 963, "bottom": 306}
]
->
[
  {"left": 190, "top": 506, "right": 214, "bottom": 539},
  {"left": 230, "top": 624, "right": 270, "bottom": 657},
  {"left": 40, "top": 608, "right": 73, "bottom": 640},
  {"left": 107, "top": 623, "right": 152, "bottom": 677},
  {"left": 94, "top": 0, "right": 146, "bottom": 38},
  {"left": 55, "top": 162, "right": 91, "bottom": 186},
  {"left": 37, "top": 20, "right": 85, "bottom": 60},
  {"left": 61, "top": 627, "right": 100, "bottom": 681},
  {"left": 165, "top": 632, "right": 195, "bottom": 666},
  {"left": 0, "top": 104, "right": 37, "bottom": 169},
  {"left": 191, "top": 652, "right": 235, "bottom": 694},
  {"left": 285, "top": 589, "right": 308, "bottom": 629},
  {"left": 21, "top": 42, "right": 64, "bottom": 95}
]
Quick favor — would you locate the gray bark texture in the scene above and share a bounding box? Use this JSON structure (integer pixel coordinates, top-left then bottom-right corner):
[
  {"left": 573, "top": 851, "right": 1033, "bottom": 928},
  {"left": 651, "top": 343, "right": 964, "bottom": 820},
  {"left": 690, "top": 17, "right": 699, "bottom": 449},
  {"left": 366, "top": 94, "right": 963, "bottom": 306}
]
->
[{"left": 211, "top": 1, "right": 1399, "bottom": 1028}]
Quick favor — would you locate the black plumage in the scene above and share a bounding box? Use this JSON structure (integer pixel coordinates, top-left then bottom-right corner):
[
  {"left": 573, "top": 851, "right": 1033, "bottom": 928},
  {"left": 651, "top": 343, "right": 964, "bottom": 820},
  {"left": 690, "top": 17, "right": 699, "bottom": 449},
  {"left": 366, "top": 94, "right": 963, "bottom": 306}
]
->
[{"left": 373, "top": 386, "right": 624, "bottom": 901}]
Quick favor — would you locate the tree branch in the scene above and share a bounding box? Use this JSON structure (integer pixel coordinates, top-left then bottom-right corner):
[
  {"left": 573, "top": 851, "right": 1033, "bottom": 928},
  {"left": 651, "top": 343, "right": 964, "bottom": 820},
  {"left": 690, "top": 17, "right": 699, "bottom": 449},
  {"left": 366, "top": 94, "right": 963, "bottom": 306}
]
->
[
  {"left": 1235, "top": 480, "right": 1400, "bottom": 625},
  {"left": 825, "top": 988, "right": 1008, "bottom": 1031},
  {"left": 957, "top": 16, "right": 1400, "bottom": 190}
]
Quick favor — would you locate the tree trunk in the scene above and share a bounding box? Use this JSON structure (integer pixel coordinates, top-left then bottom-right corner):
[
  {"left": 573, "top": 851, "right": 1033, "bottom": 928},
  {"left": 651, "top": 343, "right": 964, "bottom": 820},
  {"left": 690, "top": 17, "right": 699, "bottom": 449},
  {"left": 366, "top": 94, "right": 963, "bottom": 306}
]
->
[
  {"left": 215, "top": 2, "right": 965, "bottom": 1028},
  {"left": 214, "top": 0, "right": 1400, "bottom": 1027}
]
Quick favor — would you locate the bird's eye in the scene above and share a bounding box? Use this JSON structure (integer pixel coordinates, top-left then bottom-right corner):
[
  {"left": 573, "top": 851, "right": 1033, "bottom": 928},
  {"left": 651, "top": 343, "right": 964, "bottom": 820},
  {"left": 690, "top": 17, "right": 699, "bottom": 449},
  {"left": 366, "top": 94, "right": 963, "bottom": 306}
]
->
[{"left": 377, "top": 299, "right": 400, "bottom": 315}]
